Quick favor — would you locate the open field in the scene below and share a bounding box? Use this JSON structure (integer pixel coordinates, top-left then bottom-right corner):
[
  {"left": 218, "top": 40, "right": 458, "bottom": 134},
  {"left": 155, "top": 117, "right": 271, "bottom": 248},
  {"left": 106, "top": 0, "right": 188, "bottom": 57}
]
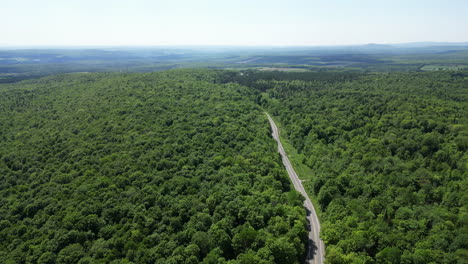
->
[
  {"left": 258, "top": 67, "right": 310, "bottom": 72},
  {"left": 421, "top": 64, "right": 468, "bottom": 71}
]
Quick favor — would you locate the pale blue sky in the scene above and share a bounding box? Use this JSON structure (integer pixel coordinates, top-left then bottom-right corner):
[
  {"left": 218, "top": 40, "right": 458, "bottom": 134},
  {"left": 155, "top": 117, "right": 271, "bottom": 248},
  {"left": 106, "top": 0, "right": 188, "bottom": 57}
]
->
[{"left": 1, "top": 0, "right": 467, "bottom": 46}]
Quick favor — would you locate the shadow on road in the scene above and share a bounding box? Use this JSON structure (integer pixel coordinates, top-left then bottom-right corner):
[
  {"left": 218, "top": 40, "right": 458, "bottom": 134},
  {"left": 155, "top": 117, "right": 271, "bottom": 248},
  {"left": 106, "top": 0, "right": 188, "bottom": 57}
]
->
[
  {"left": 304, "top": 207, "right": 318, "bottom": 263},
  {"left": 305, "top": 239, "right": 318, "bottom": 262}
]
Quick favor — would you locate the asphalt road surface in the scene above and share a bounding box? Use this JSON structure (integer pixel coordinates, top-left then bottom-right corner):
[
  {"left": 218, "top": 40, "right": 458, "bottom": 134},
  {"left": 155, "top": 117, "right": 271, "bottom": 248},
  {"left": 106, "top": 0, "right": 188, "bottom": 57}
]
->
[{"left": 266, "top": 113, "right": 325, "bottom": 264}]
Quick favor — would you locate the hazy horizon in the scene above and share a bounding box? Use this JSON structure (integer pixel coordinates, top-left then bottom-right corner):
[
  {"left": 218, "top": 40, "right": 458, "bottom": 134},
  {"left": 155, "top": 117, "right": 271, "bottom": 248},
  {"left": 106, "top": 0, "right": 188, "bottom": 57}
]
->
[
  {"left": 2, "top": 41, "right": 468, "bottom": 50},
  {"left": 2, "top": 0, "right": 468, "bottom": 47}
]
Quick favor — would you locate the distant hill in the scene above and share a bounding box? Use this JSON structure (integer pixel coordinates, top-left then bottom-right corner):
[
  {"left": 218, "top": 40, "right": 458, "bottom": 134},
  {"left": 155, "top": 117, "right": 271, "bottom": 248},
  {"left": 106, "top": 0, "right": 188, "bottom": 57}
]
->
[{"left": 391, "top": 42, "right": 468, "bottom": 48}]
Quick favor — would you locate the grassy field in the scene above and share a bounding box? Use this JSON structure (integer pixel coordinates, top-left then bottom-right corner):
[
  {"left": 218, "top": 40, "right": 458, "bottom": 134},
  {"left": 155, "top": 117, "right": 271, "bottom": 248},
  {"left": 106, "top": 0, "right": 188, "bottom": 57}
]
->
[
  {"left": 421, "top": 64, "right": 468, "bottom": 71},
  {"left": 258, "top": 67, "right": 310, "bottom": 72}
]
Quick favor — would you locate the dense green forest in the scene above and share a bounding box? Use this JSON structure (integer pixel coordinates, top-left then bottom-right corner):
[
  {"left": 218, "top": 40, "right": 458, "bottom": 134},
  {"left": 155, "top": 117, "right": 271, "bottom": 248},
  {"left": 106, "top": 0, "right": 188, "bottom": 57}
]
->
[
  {"left": 1, "top": 68, "right": 467, "bottom": 264},
  {"left": 251, "top": 71, "right": 468, "bottom": 263},
  {"left": 0, "top": 70, "right": 309, "bottom": 263}
]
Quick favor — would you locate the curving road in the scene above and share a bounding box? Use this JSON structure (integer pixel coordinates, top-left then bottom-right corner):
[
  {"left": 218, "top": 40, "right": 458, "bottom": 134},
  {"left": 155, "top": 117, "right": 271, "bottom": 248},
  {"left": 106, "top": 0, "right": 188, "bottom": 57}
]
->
[{"left": 266, "top": 113, "right": 325, "bottom": 264}]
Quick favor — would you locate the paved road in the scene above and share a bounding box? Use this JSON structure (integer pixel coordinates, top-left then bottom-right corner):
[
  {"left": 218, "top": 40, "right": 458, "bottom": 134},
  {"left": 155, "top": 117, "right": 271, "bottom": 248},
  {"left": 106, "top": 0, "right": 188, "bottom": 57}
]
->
[{"left": 266, "top": 113, "right": 325, "bottom": 264}]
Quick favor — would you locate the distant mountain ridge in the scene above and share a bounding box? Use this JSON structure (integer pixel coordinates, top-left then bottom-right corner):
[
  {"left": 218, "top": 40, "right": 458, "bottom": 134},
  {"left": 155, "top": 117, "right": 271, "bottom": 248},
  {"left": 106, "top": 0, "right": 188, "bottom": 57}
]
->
[{"left": 390, "top": 42, "right": 468, "bottom": 48}]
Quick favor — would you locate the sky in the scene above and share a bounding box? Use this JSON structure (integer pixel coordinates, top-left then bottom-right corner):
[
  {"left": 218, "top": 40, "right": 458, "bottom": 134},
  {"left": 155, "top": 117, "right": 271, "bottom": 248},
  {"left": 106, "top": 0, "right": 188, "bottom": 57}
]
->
[{"left": 1, "top": 0, "right": 468, "bottom": 46}]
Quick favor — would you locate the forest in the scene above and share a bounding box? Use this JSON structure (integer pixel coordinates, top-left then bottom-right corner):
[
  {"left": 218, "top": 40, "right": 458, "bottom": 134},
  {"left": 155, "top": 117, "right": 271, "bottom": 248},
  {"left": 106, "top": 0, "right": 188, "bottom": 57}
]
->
[
  {"left": 247, "top": 70, "right": 468, "bottom": 263},
  {"left": 0, "top": 67, "right": 467, "bottom": 264},
  {"left": 0, "top": 70, "right": 308, "bottom": 263}
]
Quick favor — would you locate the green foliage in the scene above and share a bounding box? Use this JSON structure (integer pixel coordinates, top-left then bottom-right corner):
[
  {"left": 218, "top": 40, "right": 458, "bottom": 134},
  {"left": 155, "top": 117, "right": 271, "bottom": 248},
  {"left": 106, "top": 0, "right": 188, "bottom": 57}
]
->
[
  {"left": 0, "top": 69, "right": 307, "bottom": 263},
  {"left": 2, "top": 67, "right": 466, "bottom": 263},
  {"left": 254, "top": 71, "right": 468, "bottom": 263}
]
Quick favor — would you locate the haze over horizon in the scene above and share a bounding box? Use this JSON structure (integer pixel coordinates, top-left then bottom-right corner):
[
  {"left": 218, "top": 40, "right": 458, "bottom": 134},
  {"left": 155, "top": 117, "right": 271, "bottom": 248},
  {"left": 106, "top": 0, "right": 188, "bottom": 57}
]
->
[
  {"left": 2, "top": 41, "right": 468, "bottom": 49},
  {"left": 2, "top": 0, "right": 468, "bottom": 47}
]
